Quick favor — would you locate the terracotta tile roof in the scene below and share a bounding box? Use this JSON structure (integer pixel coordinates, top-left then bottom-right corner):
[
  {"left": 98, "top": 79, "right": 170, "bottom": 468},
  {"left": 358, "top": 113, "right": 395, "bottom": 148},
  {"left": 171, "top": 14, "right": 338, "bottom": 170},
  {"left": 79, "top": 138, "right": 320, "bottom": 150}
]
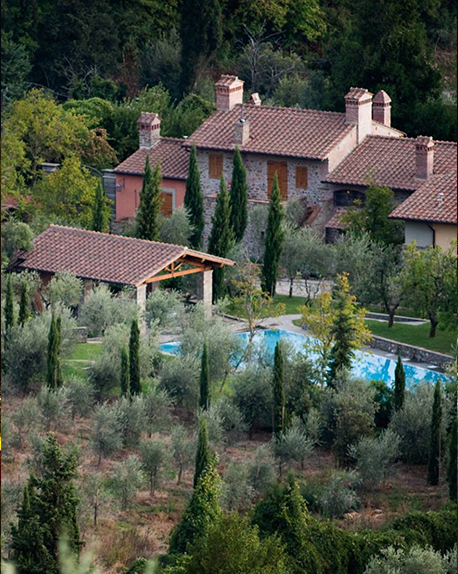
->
[
  {"left": 186, "top": 104, "right": 354, "bottom": 160},
  {"left": 114, "top": 138, "right": 189, "bottom": 179},
  {"left": 325, "top": 136, "right": 457, "bottom": 190},
  {"left": 390, "top": 169, "right": 457, "bottom": 225},
  {"left": 345, "top": 87, "right": 373, "bottom": 101},
  {"left": 12, "top": 225, "right": 234, "bottom": 286},
  {"left": 325, "top": 208, "right": 348, "bottom": 230}
]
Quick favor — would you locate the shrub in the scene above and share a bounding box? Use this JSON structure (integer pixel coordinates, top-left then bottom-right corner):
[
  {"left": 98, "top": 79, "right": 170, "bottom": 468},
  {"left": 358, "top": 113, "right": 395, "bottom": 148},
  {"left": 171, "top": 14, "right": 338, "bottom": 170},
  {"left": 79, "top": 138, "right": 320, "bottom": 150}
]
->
[
  {"left": 64, "top": 377, "right": 95, "bottom": 419},
  {"left": 363, "top": 545, "right": 456, "bottom": 574},
  {"left": 273, "top": 419, "right": 314, "bottom": 470},
  {"left": 232, "top": 366, "right": 273, "bottom": 436},
  {"left": 159, "top": 206, "right": 194, "bottom": 247},
  {"left": 11, "top": 397, "right": 41, "bottom": 448},
  {"left": 390, "top": 383, "right": 440, "bottom": 464},
  {"left": 143, "top": 384, "right": 174, "bottom": 436},
  {"left": 221, "top": 463, "right": 254, "bottom": 511},
  {"left": 44, "top": 272, "right": 83, "bottom": 308},
  {"left": 110, "top": 455, "right": 144, "bottom": 511},
  {"left": 79, "top": 285, "right": 137, "bottom": 336},
  {"left": 350, "top": 429, "right": 401, "bottom": 486},
  {"left": 140, "top": 439, "right": 170, "bottom": 496},
  {"left": 318, "top": 472, "right": 361, "bottom": 519},
  {"left": 36, "top": 385, "right": 72, "bottom": 432},
  {"left": 145, "top": 289, "right": 184, "bottom": 330},
  {"left": 114, "top": 396, "right": 145, "bottom": 448},
  {"left": 247, "top": 445, "right": 277, "bottom": 497},
  {"left": 90, "top": 402, "right": 123, "bottom": 465},
  {"left": 215, "top": 397, "right": 248, "bottom": 445},
  {"left": 160, "top": 354, "right": 200, "bottom": 407}
]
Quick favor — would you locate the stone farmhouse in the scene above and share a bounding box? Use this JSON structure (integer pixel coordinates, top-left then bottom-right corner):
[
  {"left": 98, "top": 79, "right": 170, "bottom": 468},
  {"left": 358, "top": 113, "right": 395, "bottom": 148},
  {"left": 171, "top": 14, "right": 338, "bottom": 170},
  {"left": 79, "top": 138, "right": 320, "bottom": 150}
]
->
[{"left": 108, "top": 75, "right": 457, "bottom": 251}]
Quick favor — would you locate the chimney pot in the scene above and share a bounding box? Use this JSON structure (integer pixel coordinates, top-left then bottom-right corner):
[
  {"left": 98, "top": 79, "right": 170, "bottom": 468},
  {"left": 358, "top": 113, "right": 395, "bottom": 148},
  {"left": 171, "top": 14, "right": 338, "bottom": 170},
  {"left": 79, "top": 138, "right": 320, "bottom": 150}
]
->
[
  {"left": 415, "top": 135, "right": 434, "bottom": 180},
  {"left": 234, "top": 119, "right": 250, "bottom": 146},
  {"left": 345, "top": 87, "right": 373, "bottom": 144},
  {"left": 373, "top": 90, "right": 392, "bottom": 127},
  {"left": 250, "top": 92, "right": 261, "bottom": 106}
]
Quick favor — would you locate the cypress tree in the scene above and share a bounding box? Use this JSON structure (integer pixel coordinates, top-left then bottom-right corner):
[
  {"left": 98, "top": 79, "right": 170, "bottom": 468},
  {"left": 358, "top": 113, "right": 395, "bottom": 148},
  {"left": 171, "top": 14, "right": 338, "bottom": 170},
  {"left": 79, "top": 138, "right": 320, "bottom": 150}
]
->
[
  {"left": 168, "top": 454, "right": 221, "bottom": 555},
  {"left": 272, "top": 342, "right": 285, "bottom": 441},
  {"left": 394, "top": 354, "right": 405, "bottom": 412},
  {"left": 447, "top": 415, "right": 457, "bottom": 501},
  {"left": 193, "top": 416, "right": 211, "bottom": 487},
  {"left": 262, "top": 174, "right": 285, "bottom": 297},
  {"left": 5, "top": 274, "right": 15, "bottom": 332},
  {"left": 120, "top": 347, "right": 130, "bottom": 397},
  {"left": 184, "top": 145, "right": 204, "bottom": 249},
  {"left": 427, "top": 380, "right": 442, "bottom": 485},
  {"left": 92, "top": 180, "right": 109, "bottom": 232},
  {"left": 11, "top": 434, "right": 82, "bottom": 573},
  {"left": 136, "top": 157, "right": 162, "bottom": 241},
  {"left": 208, "top": 176, "right": 233, "bottom": 302},
  {"left": 229, "top": 147, "right": 248, "bottom": 243},
  {"left": 47, "top": 313, "right": 62, "bottom": 390},
  {"left": 199, "top": 341, "right": 210, "bottom": 411},
  {"left": 129, "top": 319, "right": 141, "bottom": 396},
  {"left": 19, "top": 281, "right": 31, "bottom": 326}
]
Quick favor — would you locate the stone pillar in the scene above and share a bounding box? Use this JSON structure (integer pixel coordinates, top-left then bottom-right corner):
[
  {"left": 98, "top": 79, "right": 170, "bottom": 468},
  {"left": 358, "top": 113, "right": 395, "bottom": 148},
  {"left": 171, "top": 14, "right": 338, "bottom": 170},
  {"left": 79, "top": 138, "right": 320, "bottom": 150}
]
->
[
  {"left": 136, "top": 284, "right": 147, "bottom": 333},
  {"left": 196, "top": 269, "right": 213, "bottom": 318}
]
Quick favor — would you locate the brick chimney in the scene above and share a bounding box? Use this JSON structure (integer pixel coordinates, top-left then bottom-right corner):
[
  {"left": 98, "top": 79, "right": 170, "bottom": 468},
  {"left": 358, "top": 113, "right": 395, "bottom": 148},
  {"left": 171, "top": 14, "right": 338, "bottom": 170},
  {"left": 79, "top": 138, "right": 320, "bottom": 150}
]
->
[
  {"left": 215, "top": 75, "right": 244, "bottom": 111},
  {"left": 234, "top": 118, "right": 250, "bottom": 145},
  {"left": 345, "top": 87, "right": 373, "bottom": 144},
  {"left": 137, "top": 112, "right": 161, "bottom": 149},
  {"left": 415, "top": 136, "right": 434, "bottom": 180},
  {"left": 373, "top": 90, "right": 391, "bottom": 127},
  {"left": 250, "top": 92, "right": 261, "bottom": 106}
]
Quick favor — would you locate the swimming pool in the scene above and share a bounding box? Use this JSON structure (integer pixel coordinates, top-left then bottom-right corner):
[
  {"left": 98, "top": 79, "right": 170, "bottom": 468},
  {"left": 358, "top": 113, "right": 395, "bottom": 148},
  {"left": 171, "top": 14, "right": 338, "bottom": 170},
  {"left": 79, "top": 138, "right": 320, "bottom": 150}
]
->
[{"left": 160, "top": 329, "right": 446, "bottom": 387}]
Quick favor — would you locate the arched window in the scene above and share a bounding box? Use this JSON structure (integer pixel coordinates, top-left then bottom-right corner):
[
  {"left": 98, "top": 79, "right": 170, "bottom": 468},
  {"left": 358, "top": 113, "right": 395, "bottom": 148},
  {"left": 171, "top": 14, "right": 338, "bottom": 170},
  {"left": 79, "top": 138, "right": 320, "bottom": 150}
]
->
[{"left": 333, "top": 189, "right": 365, "bottom": 207}]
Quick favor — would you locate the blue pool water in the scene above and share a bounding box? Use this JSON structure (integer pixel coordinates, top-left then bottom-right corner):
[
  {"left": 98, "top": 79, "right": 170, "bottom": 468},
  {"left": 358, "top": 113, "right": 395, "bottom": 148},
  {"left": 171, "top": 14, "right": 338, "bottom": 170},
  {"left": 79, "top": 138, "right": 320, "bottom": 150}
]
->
[{"left": 160, "top": 329, "right": 446, "bottom": 387}]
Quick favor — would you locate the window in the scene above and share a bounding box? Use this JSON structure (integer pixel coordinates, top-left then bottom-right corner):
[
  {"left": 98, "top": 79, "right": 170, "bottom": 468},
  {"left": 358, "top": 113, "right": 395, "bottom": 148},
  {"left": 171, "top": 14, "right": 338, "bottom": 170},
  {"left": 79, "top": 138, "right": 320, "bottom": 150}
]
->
[
  {"left": 267, "top": 161, "right": 288, "bottom": 199},
  {"left": 209, "top": 154, "right": 223, "bottom": 179},
  {"left": 295, "top": 166, "right": 308, "bottom": 189},
  {"left": 161, "top": 189, "right": 175, "bottom": 217},
  {"left": 334, "top": 189, "right": 365, "bottom": 207}
]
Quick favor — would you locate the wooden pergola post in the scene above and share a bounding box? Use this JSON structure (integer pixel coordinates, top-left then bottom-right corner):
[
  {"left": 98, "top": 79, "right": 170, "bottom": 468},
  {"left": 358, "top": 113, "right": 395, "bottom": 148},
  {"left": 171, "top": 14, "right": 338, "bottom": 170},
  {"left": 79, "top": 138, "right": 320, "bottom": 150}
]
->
[{"left": 196, "top": 268, "right": 213, "bottom": 318}]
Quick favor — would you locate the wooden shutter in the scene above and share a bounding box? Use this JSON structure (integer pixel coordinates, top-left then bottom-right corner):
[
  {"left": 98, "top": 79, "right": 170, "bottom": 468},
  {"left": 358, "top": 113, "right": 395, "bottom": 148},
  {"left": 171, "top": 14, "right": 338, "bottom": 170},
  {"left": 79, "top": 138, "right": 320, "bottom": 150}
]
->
[
  {"left": 295, "top": 166, "right": 308, "bottom": 189},
  {"left": 267, "top": 161, "right": 288, "bottom": 199},
  {"left": 209, "top": 154, "right": 223, "bottom": 179},
  {"left": 161, "top": 192, "right": 173, "bottom": 217}
]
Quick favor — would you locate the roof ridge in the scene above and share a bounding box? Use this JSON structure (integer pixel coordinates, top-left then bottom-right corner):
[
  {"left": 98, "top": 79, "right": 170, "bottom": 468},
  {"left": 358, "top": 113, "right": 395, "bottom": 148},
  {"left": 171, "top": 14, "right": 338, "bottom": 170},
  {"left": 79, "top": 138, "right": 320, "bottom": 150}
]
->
[
  {"left": 46, "top": 224, "right": 187, "bottom": 251},
  {"left": 367, "top": 134, "right": 457, "bottom": 146},
  {"left": 234, "top": 103, "right": 346, "bottom": 118}
]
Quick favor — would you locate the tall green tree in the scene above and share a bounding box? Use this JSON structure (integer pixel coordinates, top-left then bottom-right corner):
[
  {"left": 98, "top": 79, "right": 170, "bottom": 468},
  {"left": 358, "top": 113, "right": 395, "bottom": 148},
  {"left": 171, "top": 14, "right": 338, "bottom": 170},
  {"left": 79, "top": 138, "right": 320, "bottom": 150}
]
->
[
  {"left": 262, "top": 174, "right": 285, "bottom": 297},
  {"left": 208, "top": 176, "right": 233, "bottom": 301},
  {"left": 327, "top": 273, "right": 371, "bottom": 385},
  {"left": 447, "top": 415, "right": 457, "bottom": 501},
  {"left": 229, "top": 148, "right": 248, "bottom": 243},
  {"left": 168, "top": 454, "right": 221, "bottom": 555},
  {"left": 5, "top": 274, "right": 15, "bottom": 332},
  {"left": 47, "top": 313, "right": 62, "bottom": 390},
  {"left": 120, "top": 346, "right": 130, "bottom": 397},
  {"left": 393, "top": 355, "right": 405, "bottom": 412},
  {"left": 180, "top": 0, "right": 222, "bottom": 94},
  {"left": 427, "top": 381, "right": 442, "bottom": 486},
  {"left": 19, "top": 281, "right": 31, "bottom": 326},
  {"left": 11, "top": 434, "right": 82, "bottom": 573},
  {"left": 129, "top": 319, "right": 141, "bottom": 396},
  {"left": 184, "top": 145, "right": 204, "bottom": 249},
  {"left": 194, "top": 417, "right": 211, "bottom": 488},
  {"left": 272, "top": 343, "right": 285, "bottom": 441},
  {"left": 199, "top": 341, "right": 210, "bottom": 411},
  {"left": 91, "top": 180, "right": 110, "bottom": 232},
  {"left": 136, "top": 157, "right": 162, "bottom": 241}
]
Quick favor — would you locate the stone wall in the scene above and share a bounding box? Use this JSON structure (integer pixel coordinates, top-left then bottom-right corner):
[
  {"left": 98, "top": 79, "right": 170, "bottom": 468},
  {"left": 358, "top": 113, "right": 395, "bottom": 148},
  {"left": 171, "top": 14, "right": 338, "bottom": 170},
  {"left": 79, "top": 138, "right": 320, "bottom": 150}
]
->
[{"left": 368, "top": 336, "right": 452, "bottom": 369}]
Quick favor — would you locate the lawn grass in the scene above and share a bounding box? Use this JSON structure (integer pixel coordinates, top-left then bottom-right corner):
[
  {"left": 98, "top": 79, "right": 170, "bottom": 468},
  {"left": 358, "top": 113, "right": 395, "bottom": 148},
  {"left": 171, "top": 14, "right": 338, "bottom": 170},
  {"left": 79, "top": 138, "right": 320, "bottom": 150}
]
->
[
  {"left": 365, "top": 320, "right": 456, "bottom": 355},
  {"left": 226, "top": 294, "right": 307, "bottom": 318},
  {"left": 69, "top": 342, "right": 103, "bottom": 361}
]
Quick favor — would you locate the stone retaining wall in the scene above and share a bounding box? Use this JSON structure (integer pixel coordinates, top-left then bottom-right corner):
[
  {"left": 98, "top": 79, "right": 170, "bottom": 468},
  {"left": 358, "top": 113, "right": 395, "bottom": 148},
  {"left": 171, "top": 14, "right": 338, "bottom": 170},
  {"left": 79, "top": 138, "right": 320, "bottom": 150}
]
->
[
  {"left": 368, "top": 335, "right": 452, "bottom": 369},
  {"left": 365, "top": 312, "right": 427, "bottom": 324}
]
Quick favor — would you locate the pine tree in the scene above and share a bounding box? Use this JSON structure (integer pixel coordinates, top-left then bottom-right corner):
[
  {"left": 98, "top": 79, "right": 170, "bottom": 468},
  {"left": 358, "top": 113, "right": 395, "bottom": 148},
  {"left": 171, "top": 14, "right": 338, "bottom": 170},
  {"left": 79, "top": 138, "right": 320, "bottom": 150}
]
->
[
  {"left": 168, "top": 454, "right": 221, "bottom": 555},
  {"left": 92, "top": 180, "right": 110, "bottom": 232},
  {"left": 447, "top": 415, "right": 457, "bottom": 501},
  {"left": 327, "top": 273, "right": 371, "bottom": 385},
  {"left": 394, "top": 354, "right": 405, "bottom": 412},
  {"left": 184, "top": 145, "right": 204, "bottom": 249},
  {"left": 19, "top": 281, "right": 31, "bottom": 326},
  {"left": 194, "top": 416, "right": 211, "bottom": 487},
  {"left": 262, "top": 174, "right": 285, "bottom": 297},
  {"left": 199, "top": 341, "right": 210, "bottom": 411},
  {"left": 47, "top": 313, "right": 62, "bottom": 390},
  {"left": 427, "top": 380, "right": 442, "bottom": 485},
  {"left": 229, "top": 147, "right": 248, "bottom": 243},
  {"left": 11, "top": 435, "right": 82, "bottom": 573},
  {"left": 208, "top": 176, "right": 233, "bottom": 301},
  {"left": 129, "top": 319, "right": 141, "bottom": 395},
  {"left": 120, "top": 347, "right": 130, "bottom": 397},
  {"left": 136, "top": 157, "right": 162, "bottom": 241},
  {"left": 272, "top": 342, "right": 285, "bottom": 441},
  {"left": 5, "top": 274, "right": 15, "bottom": 332}
]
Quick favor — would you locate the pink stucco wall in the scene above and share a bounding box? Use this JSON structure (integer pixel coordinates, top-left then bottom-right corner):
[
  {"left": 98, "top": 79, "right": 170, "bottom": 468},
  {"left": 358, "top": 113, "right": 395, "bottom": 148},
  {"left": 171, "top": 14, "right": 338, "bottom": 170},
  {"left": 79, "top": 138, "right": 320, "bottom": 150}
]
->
[{"left": 115, "top": 174, "right": 186, "bottom": 221}]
